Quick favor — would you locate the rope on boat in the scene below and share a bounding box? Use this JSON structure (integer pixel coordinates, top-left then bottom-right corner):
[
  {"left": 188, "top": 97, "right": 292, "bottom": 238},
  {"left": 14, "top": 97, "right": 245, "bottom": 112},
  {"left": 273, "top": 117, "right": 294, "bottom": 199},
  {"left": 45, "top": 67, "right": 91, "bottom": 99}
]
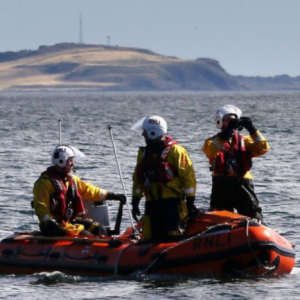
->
[
  {"left": 138, "top": 217, "right": 276, "bottom": 277},
  {"left": 227, "top": 218, "right": 276, "bottom": 277},
  {"left": 242, "top": 218, "right": 276, "bottom": 273},
  {"left": 114, "top": 243, "right": 136, "bottom": 276},
  {"left": 213, "top": 216, "right": 276, "bottom": 276},
  {"left": 139, "top": 223, "right": 232, "bottom": 275}
]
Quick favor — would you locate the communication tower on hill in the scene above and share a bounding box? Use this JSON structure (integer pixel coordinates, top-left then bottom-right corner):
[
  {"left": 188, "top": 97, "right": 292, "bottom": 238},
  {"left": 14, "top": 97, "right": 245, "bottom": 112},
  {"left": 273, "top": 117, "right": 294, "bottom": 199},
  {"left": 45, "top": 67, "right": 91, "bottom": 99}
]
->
[{"left": 79, "top": 13, "right": 83, "bottom": 44}]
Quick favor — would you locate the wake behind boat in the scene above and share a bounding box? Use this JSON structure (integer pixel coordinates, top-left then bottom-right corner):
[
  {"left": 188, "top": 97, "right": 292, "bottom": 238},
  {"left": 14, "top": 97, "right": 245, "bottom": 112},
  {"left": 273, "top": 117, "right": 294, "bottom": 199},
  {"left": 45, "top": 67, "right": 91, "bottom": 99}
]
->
[{"left": 0, "top": 210, "right": 295, "bottom": 278}]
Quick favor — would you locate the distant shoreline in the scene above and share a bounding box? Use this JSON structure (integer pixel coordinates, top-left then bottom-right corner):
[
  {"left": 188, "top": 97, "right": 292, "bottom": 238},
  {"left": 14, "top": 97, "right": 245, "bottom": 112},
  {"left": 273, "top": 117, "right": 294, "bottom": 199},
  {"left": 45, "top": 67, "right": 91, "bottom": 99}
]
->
[{"left": 0, "top": 43, "right": 299, "bottom": 92}]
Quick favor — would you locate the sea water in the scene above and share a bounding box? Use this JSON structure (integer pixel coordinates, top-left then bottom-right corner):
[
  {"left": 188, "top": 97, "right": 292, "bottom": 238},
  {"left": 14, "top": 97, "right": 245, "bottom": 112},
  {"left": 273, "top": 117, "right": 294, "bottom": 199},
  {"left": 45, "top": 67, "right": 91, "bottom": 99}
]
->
[{"left": 0, "top": 91, "right": 299, "bottom": 299}]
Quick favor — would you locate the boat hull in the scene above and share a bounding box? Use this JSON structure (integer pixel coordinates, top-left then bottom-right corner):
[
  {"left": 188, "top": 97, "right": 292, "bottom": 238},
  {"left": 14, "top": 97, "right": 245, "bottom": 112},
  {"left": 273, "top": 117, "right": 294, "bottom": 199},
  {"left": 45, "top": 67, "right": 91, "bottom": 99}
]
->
[{"left": 0, "top": 211, "right": 295, "bottom": 277}]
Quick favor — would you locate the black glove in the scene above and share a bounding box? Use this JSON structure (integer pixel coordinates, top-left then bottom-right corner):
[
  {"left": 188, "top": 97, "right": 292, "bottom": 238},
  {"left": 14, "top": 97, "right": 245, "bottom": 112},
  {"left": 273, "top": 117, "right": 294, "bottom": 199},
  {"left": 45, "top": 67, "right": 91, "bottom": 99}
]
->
[
  {"left": 217, "top": 118, "right": 239, "bottom": 140},
  {"left": 186, "top": 196, "right": 198, "bottom": 218},
  {"left": 239, "top": 117, "right": 257, "bottom": 134},
  {"left": 106, "top": 192, "right": 127, "bottom": 205},
  {"left": 131, "top": 196, "right": 141, "bottom": 222},
  {"left": 45, "top": 219, "right": 67, "bottom": 236}
]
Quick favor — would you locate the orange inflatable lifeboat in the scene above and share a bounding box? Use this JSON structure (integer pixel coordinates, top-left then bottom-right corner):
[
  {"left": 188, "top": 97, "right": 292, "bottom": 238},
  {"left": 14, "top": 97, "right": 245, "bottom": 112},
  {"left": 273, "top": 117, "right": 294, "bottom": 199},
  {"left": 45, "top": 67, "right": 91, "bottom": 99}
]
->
[{"left": 0, "top": 211, "right": 295, "bottom": 278}]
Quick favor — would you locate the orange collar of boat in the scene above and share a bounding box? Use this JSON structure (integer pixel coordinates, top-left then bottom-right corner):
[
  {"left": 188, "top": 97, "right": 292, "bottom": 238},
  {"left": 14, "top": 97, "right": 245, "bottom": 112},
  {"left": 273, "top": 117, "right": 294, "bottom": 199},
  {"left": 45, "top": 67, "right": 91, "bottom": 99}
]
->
[{"left": 0, "top": 211, "right": 295, "bottom": 278}]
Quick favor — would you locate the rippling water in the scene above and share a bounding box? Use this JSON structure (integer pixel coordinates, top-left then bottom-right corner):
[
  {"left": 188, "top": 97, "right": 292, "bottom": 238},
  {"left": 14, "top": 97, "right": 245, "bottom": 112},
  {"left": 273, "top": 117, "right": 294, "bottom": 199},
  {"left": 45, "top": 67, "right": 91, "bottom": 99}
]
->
[{"left": 0, "top": 91, "right": 299, "bottom": 299}]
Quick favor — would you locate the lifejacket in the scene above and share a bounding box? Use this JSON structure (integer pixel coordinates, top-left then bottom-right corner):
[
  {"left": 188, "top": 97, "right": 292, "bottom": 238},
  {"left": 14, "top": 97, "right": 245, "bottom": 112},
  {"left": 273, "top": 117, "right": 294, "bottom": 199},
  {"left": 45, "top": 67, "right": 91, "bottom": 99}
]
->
[
  {"left": 137, "top": 136, "right": 178, "bottom": 185},
  {"left": 42, "top": 166, "right": 86, "bottom": 221},
  {"left": 213, "top": 131, "right": 252, "bottom": 178}
]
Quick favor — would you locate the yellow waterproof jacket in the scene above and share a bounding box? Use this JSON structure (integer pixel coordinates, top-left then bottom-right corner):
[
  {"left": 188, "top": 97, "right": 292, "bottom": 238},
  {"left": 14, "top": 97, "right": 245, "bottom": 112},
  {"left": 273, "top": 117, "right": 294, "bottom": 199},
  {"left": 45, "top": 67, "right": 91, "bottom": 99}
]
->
[
  {"left": 202, "top": 130, "right": 269, "bottom": 179},
  {"left": 132, "top": 143, "right": 196, "bottom": 201},
  {"left": 33, "top": 173, "right": 108, "bottom": 225}
]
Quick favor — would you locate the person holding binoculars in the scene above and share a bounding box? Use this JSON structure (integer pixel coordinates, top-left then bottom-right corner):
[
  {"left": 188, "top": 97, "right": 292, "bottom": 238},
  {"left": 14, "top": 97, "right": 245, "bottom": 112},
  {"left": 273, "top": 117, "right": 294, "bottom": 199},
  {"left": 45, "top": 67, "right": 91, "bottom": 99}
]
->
[{"left": 202, "top": 104, "right": 269, "bottom": 222}]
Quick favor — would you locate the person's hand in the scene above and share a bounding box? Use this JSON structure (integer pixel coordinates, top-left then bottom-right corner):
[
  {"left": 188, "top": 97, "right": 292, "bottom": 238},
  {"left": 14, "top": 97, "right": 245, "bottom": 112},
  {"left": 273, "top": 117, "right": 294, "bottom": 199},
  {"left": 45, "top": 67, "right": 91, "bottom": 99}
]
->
[
  {"left": 46, "top": 219, "right": 67, "bottom": 236},
  {"left": 186, "top": 196, "right": 198, "bottom": 218},
  {"left": 131, "top": 196, "right": 141, "bottom": 222},
  {"left": 106, "top": 192, "right": 127, "bottom": 205},
  {"left": 114, "top": 194, "right": 127, "bottom": 205},
  {"left": 228, "top": 118, "right": 240, "bottom": 130},
  {"left": 239, "top": 117, "right": 257, "bottom": 134}
]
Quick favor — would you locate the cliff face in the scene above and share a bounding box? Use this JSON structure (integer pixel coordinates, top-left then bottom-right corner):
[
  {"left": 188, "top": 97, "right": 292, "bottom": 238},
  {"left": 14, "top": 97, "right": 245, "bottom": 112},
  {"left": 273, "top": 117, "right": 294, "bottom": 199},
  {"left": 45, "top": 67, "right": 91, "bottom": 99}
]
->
[
  {"left": 0, "top": 43, "right": 298, "bottom": 92},
  {"left": 0, "top": 43, "right": 244, "bottom": 91}
]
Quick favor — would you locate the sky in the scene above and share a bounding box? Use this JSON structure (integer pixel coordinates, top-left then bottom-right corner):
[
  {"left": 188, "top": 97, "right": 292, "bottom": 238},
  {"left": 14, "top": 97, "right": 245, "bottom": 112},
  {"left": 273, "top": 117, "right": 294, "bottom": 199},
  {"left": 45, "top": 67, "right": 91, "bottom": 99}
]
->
[{"left": 1, "top": 0, "right": 300, "bottom": 77}]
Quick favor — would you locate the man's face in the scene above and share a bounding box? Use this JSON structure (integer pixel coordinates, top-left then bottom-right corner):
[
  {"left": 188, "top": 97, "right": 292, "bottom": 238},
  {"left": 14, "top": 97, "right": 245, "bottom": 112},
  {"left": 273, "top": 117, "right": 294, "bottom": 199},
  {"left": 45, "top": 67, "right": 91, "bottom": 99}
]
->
[
  {"left": 64, "top": 157, "right": 75, "bottom": 173},
  {"left": 222, "top": 114, "right": 237, "bottom": 130}
]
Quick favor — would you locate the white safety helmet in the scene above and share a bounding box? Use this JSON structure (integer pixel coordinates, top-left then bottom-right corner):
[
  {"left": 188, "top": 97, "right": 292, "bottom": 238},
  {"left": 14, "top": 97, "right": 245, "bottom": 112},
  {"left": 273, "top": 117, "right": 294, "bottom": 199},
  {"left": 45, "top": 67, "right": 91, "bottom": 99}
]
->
[
  {"left": 51, "top": 145, "right": 75, "bottom": 168},
  {"left": 215, "top": 104, "right": 242, "bottom": 129},
  {"left": 142, "top": 115, "right": 167, "bottom": 140}
]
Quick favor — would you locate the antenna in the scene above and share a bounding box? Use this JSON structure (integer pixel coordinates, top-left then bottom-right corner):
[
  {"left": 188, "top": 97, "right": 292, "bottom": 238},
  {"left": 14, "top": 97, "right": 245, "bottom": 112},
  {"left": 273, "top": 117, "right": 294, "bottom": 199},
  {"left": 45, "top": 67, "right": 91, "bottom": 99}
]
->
[
  {"left": 107, "top": 36, "right": 110, "bottom": 46},
  {"left": 58, "top": 119, "right": 62, "bottom": 145},
  {"left": 79, "top": 13, "right": 83, "bottom": 44}
]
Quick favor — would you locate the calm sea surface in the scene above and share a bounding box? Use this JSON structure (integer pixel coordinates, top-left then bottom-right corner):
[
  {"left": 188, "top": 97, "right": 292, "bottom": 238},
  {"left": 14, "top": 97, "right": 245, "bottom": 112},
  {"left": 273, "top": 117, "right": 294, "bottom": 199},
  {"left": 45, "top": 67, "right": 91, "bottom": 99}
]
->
[{"left": 0, "top": 91, "right": 299, "bottom": 299}]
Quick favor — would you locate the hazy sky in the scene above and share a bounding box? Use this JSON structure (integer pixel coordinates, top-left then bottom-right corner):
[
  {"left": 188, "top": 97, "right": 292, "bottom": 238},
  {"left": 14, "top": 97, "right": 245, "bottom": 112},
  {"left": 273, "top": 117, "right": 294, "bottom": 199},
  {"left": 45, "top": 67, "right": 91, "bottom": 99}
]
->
[{"left": 1, "top": 0, "right": 299, "bottom": 77}]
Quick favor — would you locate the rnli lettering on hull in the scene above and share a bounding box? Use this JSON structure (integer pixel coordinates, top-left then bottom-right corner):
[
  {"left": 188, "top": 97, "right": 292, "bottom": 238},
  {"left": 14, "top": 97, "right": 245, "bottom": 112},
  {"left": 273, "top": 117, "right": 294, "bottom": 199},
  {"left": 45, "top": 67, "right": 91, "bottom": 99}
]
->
[{"left": 193, "top": 231, "right": 231, "bottom": 251}]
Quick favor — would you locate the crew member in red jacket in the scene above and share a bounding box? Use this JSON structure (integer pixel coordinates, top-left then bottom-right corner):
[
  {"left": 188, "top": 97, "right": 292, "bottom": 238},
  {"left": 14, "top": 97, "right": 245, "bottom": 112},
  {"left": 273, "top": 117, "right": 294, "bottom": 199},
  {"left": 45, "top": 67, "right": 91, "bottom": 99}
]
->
[
  {"left": 131, "top": 116, "right": 197, "bottom": 240},
  {"left": 33, "top": 145, "right": 126, "bottom": 236},
  {"left": 202, "top": 104, "right": 269, "bottom": 221}
]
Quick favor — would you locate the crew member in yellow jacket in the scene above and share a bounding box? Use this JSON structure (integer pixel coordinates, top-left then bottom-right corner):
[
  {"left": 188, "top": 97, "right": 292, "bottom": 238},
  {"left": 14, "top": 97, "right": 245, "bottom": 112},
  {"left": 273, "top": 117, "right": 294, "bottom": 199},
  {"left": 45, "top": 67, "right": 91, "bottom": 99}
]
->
[
  {"left": 131, "top": 115, "right": 197, "bottom": 240},
  {"left": 33, "top": 145, "right": 126, "bottom": 237},
  {"left": 202, "top": 104, "right": 269, "bottom": 221}
]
